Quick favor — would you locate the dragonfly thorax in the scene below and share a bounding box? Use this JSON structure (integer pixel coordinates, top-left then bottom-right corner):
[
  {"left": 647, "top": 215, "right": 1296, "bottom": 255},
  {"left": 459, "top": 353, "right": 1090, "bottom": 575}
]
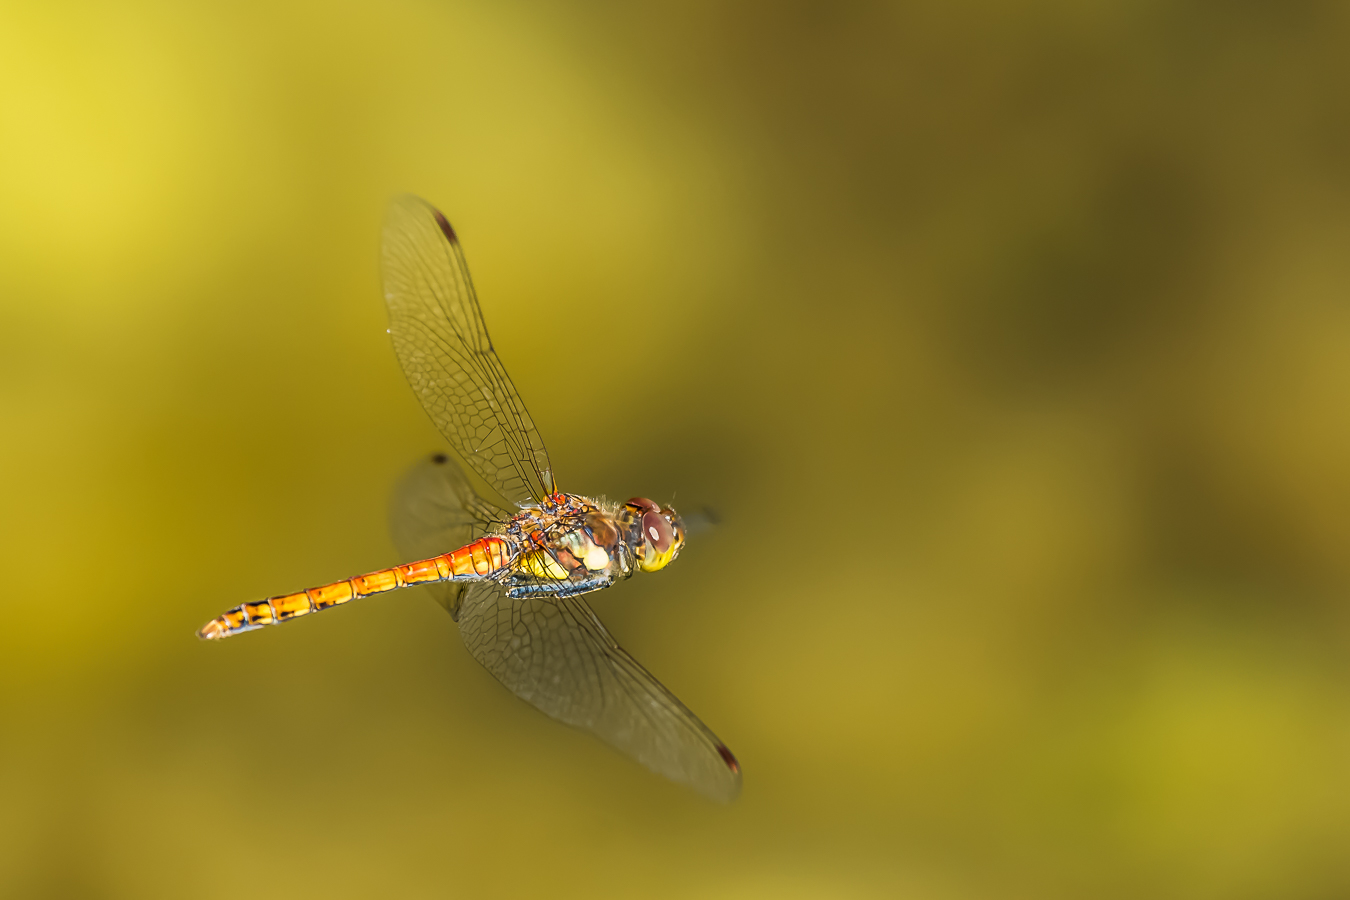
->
[
  {"left": 498, "top": 494, "right": 635, "bottom": 595},
  {"left": 495, "top": 493, "right": 685, "bottom": 597}
]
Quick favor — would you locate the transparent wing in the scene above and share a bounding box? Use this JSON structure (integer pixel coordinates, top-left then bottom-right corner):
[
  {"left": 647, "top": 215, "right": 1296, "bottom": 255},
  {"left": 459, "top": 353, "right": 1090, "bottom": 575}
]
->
[
  {"left": 381, "top": 195, "right": 555, "bottom": 508},
  {"left": 389, "top": 452, "right": 513, "bottom": 617},
  {"left": 456, "top": 583, "right": 742, "bottom": 802}
]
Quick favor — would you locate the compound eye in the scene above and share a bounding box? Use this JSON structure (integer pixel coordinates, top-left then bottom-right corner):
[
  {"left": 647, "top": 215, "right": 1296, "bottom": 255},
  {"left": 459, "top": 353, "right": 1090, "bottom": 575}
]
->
[
  {"left": 642, "top": 511, "right": 674, "bottom": 553},
  {"left": 626, "top": 497, "right": 660, "bottom": 514}
]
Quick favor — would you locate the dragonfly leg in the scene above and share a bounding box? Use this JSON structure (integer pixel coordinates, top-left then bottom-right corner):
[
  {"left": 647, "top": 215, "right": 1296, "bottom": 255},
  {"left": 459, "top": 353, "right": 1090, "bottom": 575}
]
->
[{"left": 506, "top": 575, "right": 612, "bottom": 600}]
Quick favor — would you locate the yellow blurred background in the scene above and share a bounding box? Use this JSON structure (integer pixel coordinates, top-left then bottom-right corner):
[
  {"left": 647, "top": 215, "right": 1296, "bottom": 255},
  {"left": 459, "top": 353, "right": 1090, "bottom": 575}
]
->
[{"left": 3, "top": 1, "right": 1350, "bottom": 897}]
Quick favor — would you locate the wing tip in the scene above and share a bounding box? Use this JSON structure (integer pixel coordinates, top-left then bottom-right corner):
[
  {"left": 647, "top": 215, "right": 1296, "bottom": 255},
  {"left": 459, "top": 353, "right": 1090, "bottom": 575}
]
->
[
  {"left": 716, "top": 742, "right": 740, "bottom": 775},
  {"left": 705, "top": 743, "right": 744, "bottom": 803},
  {"left": 386, "top": 194, "right": 458, "bottom": 244},
  {"left": 432, "top": 209, "right": 458, "bottom": 244}
]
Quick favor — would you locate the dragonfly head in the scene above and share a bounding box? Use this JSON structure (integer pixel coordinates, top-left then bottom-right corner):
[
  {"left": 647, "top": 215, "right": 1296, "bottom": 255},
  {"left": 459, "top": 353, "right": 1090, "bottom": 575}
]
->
[{"left": 622, "top": 497, "right": 686, "bottom": 572}]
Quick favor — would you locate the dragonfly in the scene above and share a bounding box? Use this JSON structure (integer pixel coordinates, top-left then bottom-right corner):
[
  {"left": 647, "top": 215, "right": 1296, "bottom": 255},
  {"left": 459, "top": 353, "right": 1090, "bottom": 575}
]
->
[{"left": 197, "top": 195, "right": 741, "bottom": 802}]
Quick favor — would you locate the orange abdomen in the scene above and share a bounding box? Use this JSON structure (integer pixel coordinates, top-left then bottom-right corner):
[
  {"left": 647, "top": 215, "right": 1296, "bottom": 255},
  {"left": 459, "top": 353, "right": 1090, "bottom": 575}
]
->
[{"left": 197, "top": 536, "right": 512, "bottom": 640}]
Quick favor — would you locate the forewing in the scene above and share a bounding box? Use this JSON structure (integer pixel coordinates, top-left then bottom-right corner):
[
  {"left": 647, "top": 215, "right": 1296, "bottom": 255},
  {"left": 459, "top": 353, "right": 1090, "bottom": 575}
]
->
[
  {"left": 456, "top": 583, "right": 742, "bottom": 801},
  {"left": 389, "top": 453, "right": 512, "bottom": 617},
  {"left": 381, "top": 195, "right": 555, "bottom": 508}
]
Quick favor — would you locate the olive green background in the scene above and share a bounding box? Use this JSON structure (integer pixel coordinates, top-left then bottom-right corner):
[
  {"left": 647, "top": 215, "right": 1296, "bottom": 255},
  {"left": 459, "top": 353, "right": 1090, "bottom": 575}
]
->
[{"left": 3, "top": 2, "right": 1350, "bottom": 898}]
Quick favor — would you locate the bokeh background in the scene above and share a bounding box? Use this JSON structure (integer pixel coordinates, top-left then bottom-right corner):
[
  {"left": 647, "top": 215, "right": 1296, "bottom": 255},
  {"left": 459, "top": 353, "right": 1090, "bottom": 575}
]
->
[{"left": 3, "top": 1, "right": 1350, "bottom": 897}]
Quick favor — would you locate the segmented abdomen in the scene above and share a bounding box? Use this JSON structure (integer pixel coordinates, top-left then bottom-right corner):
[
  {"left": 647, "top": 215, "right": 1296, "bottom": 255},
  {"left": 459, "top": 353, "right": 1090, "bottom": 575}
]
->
[{"left": 197, "top": 536, "right": 512, "bottom": 640}]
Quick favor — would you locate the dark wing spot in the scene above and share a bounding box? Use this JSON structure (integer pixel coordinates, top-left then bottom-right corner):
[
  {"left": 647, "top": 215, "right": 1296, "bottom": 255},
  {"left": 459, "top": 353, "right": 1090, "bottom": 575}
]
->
[
  {"left": 432, "top": 210, "right": 458, "bottom": 243},
  {"left": 716, "top": 743, "right": 740, "bottom": 774},
  {"left": 431, "top": 453, "right": 448, "bottom": 464}
]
